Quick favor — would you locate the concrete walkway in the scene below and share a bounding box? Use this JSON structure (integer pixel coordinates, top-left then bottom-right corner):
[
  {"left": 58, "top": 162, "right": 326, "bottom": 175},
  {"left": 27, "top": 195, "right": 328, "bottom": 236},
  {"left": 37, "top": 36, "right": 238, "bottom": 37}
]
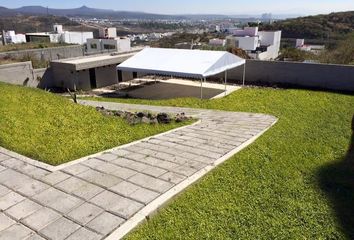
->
[{"left": 0, "top": 101, "right": 277, "bottom": 240}]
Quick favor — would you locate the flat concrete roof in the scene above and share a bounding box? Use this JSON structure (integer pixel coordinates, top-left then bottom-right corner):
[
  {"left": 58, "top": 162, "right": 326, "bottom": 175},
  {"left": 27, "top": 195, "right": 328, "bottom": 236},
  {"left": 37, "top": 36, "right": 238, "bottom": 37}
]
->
[{"left": 51, "top": 51, "right": 137, "bottom": 71}]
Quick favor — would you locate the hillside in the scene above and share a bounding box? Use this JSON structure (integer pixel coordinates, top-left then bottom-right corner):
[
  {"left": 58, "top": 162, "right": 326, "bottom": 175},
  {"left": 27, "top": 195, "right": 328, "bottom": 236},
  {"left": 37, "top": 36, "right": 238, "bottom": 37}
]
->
[
  {"left": 0, "top": 15, "right": 93, "bottom": 34},
  {"left": 0, "top": 5, "right": 185, "bottom": 20},
  {"left": 261, "top": 11, "right": 354, "bottom": 40}
]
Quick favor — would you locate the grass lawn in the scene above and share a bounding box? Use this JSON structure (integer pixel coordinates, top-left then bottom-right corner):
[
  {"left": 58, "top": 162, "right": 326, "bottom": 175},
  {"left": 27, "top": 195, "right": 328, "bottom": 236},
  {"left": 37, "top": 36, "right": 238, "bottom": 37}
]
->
[
  {"left": 83, "top": 88, "right": 354, "bottom": 239},
  {"left": 0, "top": 83, "right": 191, "bottom": 166}
]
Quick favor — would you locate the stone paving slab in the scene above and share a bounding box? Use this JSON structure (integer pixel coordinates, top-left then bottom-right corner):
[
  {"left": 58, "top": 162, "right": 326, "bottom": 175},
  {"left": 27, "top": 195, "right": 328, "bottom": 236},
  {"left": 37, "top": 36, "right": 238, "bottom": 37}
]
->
[{"left": 0, "top": 101, "right": 277, "bottom": 240}]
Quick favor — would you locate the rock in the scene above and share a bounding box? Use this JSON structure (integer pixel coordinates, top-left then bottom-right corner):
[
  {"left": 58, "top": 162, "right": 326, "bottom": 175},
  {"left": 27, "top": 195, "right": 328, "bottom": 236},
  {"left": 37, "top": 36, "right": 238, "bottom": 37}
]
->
[
  {"left": 157, "top": 113, "right": 171, "bottom": 124},
  {"left": 150, "top": 118, "right": 159, "bottom": 124},
  {"left": 137, "top": 112, "right": 145, "bottom": 118},
  {"left": 141, "top": 117, "right": 151, "bottom": 124}
]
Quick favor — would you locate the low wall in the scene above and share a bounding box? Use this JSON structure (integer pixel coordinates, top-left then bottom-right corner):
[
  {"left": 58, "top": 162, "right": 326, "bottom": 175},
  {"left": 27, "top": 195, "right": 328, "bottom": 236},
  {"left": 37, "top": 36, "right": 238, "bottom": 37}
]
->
[
  {"left": 227, "top": 60, "right": 354, "bottom": 92},
  {"left": 0, "top": 62, "right": 53, "bottom": 88},
  {"left": 0, "top": 45, "right": 84, "bottom": 61}
]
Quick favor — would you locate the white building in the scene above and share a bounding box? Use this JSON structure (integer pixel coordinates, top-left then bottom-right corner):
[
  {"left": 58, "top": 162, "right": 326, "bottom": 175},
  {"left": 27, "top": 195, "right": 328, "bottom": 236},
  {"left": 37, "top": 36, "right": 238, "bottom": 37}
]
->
[
  {"left": 295, "top": 39, "right": 325, "bottom": 54},
  {"left": 4, "top": 31, "right": 26, "bottom": 44},
  {"left": 226, "top": 27, "right": 281, "bottom": 60},
  {"left": 209, "top": 38, "right": 226, "bottom": 47},
  {"left": 87, "top": 37, "right": 131, "bottom": 54},
  {"left": 25, "top": 25, "right": 93, "bottom": 45},
  {"left": 99, "top": 27, "right": 117, "bottom": 39}
]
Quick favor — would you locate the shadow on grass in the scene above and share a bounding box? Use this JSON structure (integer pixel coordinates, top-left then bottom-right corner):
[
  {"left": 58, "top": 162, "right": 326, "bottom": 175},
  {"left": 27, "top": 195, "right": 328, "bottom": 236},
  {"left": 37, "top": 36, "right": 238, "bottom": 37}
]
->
[{"left": 318, "top": 115, "right": 354, "bottom": 238}]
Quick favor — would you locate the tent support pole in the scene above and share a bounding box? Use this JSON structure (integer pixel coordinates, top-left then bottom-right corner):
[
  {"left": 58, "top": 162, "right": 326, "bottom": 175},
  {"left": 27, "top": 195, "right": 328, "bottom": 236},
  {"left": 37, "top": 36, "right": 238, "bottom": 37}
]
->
[
  {"left": 200, "top": 78, "right": 204, "bottom": 99},
  {"left": 225, "top": 70, "right": 227, "bottom": 96},
  {"left": 242, "top": 62, "right": 246, "bottom": 86}
]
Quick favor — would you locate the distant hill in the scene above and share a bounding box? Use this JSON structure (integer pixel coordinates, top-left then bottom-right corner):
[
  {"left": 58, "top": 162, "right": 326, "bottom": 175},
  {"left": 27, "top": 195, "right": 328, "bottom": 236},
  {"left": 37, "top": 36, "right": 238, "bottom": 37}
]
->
[
  {"left": 0, "top": 5, "right": 186, "bottom": 20},
  {"left": 261, "top": 11, "right": 354, "bottom": 39},
  {"left": 0, "top": 15, "right": 83, "bottom": 33},
  {"left": 0, "top": 5, "right": 300, "bottom": 20}
]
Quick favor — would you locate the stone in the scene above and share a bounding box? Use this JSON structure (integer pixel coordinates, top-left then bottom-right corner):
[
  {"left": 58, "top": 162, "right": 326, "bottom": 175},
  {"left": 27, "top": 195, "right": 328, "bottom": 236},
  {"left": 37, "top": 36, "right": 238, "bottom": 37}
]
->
[
  {"left": 157, "top": 113, "right": 171, "bottom": 124},
  {"left": 129, "top": 188, "right": 159, "bottom": 204},
  {"left": 90, "top": 190, "right": 143, "bottom": 218},
  {"left": 6, "top": 199, "right": 42, "bottom": 220},
  {"left": 33, "top": 188, "right": 83, "bottom": 214},
  {"left": 0, "top": 212, "right": 15, "bottom": 231},
  {"left": 65, "top": 227, "right": 102, "bottom": 240},
  {"left": 141, "top": 116, "right": 151, "bottom": 124},
  {"left": 159, "top": 172, "right": 186, "bottom": 184},
  {"left": 0, "top": 224, "right": 33, "bottom": 239},
  {"left": 24, "top": 234, "right": 46, "bottom": 240},
  {"left": 78, "top": 169, "right": 122, "bottom": 188},
  {"left": 17, "top": 179, "right": 50, "bottom": 197},
  {"left": 40, "top": 217, "right": 81, "bottom": 240},
  {"left": 109, "top": 181, "right": 140, "bottom": 197},
  {"left": 41, "top": 171, "right": 71, "bottom": 185},
  {"left": 62, "top": 164, "right": 90, "bottom": 175},
  {"left": 0, "top": 191, "right": 25, "bottom": 210},
  {"left": 86, "top": 212, "right": 124, "bottom": 236},
  {"left": 128, "top": 173, "right": 173, "bottom": 193},
  {"left": 67, "top": 203, "right": 103, "bottom": 225},
  {"left": 0, "top": 185, "right": 10, "bottom": 198},
  {"left": 72, "top": 183, "right": 105, "bottom": 201},
  {"left": 0, "top": 169, "right": 32, "bottom": 190},
  {"left": 22, "top": 207, "right": 61, "bottom": 231}
]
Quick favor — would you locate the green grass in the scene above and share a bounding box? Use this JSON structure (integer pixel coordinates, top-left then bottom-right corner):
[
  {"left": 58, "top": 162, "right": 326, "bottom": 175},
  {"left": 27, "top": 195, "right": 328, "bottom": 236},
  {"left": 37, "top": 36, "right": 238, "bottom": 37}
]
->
[
  {"left": 83, "top": 88, "right": 354, "bottom": 239},
  {"left": 0, "top": 83, "right": 191, "bottom": 166}
]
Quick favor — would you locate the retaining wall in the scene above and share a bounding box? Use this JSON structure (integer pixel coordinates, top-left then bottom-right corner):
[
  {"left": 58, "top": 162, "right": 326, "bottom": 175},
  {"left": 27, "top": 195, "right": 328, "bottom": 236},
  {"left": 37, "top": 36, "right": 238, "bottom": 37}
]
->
[
  {"left": 0, "top": 45, "right": 84, "bottom": 62},
  {"left": 226, "top": 60, "right": 354, "bottom": 92},
  {"left": 0, "top": 62, "right": 53, "bottom": 88}
]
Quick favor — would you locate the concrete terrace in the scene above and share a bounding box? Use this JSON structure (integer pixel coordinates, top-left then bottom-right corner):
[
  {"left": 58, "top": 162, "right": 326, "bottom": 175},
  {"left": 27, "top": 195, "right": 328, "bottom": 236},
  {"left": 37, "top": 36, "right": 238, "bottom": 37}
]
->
[{"left": 0, "top": 101, "right": 277, "bottom": 240}]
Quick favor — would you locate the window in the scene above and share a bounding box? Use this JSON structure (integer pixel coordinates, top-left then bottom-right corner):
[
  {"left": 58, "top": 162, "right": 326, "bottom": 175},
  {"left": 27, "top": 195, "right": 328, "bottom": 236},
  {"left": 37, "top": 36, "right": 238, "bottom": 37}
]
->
[
  {"left": 90, "top": 43, "right": 97, "bottom": 49},
  {"left": 103, "top": 44, "right": 116, "bottom": 50}
]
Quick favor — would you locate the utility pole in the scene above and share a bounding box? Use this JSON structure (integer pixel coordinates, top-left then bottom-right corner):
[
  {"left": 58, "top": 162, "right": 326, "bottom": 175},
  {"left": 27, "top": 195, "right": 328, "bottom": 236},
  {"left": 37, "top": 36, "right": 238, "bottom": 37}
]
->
[{"left": 2, "top": 30, "right": 6, "bottom": 46}]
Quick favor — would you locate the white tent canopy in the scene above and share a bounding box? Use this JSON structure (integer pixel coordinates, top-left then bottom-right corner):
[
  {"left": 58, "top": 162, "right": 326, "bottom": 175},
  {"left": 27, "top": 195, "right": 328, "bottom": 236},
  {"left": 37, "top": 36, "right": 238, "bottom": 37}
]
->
[{"left": 117, "top": 48, "right": 246, "bottom": 79}]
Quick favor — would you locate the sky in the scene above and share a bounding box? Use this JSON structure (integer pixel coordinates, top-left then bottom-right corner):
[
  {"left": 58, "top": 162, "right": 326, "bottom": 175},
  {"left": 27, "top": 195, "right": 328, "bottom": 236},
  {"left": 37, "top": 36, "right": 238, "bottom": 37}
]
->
[{"left": 1, "top": 0, "right": 354, "bottom": 15}]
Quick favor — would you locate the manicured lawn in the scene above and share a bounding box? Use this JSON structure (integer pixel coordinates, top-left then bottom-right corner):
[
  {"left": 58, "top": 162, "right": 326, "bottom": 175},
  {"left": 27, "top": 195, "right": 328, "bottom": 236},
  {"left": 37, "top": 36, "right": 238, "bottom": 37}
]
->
[
  {"left": 84, "top": 88, "right": 354, "bottom": 239},
  {"left": 0, "top": 83, "right": 191, "bottom": 166}
]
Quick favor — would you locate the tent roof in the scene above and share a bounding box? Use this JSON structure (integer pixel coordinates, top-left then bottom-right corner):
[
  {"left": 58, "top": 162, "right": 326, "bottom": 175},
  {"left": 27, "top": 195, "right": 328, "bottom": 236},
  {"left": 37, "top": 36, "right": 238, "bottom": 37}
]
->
[{"left": 117, "top": 48, "right": 245, "bottom": 78}]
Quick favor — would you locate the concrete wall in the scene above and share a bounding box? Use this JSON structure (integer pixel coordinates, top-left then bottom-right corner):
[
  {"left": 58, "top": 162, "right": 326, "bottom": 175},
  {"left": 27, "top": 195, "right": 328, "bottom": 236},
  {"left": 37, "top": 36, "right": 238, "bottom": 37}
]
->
[
  {"left": 226, "top": 60, "right": 354, "bottom": 92},
  {"left": 0, "top": 45, "right": 84, "bottom": 62},
  {"left": 51, "top": 64, "right": 119, "bottom": 90},
  {"left": 0, "top": 62, "right": 53, "bottom": 88},
  {"left": 95, "top": 65, "right": 118, "bottom": 88}
]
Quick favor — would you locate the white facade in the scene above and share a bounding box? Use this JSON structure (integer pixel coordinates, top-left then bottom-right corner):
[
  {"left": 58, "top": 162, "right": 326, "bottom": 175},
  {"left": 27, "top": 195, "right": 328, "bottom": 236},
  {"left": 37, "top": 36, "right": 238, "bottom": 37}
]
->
[
  {"left": 226, "top": 27, "right": 281, "bottom": 60},
  {"left": 296, "top": 39, "right": 305, "bottom": 48},
  {"left": 227, "top": 27, "right": 258, "bottom": 37},
  {"left": 209, "top": 38, "right": 226, "bottom": 46},
  {"left": 26, "top": 25, "right": 93, "bottom": 45},
  {"left": 87, "top": 37, "right": 131, "bottom": 54},
  {"left": 62, "top": 32, "right": 94, "bottom": 45},
  {"left": 53, "top": 25, "right": 64, "bottom": 34},
  {"left": 5, "top": 31, "right": 26, "bottom": 44},
  {"left": 99, "top": 27, "right": 117, "bottom": 38},
  {"left": 295, "top": 39, "right": 325, "bottom": 54}
]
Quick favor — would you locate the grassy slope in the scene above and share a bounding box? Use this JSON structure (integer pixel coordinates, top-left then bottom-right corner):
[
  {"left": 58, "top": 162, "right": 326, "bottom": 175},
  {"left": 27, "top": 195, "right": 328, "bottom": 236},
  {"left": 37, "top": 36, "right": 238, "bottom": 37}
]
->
[
  {"left": 85, "top": 88, "right": 354, "bottom": 239},
  {"left": 0, "top": 83, "right": 189, "bottom": 165}
]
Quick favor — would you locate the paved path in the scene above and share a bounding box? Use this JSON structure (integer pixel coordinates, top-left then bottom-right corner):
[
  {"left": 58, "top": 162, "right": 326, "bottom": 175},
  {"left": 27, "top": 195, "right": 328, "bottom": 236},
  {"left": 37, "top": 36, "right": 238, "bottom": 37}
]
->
[{"left": 0, "top": 101, "right": 277, "bottom": 240}]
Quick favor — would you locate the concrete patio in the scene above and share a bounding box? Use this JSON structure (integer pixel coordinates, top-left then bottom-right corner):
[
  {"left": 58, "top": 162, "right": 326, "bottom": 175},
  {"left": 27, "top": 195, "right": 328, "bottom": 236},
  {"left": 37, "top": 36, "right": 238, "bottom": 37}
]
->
[{"left": 0, "top": 101, "right": 277, "bottom": 240}]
